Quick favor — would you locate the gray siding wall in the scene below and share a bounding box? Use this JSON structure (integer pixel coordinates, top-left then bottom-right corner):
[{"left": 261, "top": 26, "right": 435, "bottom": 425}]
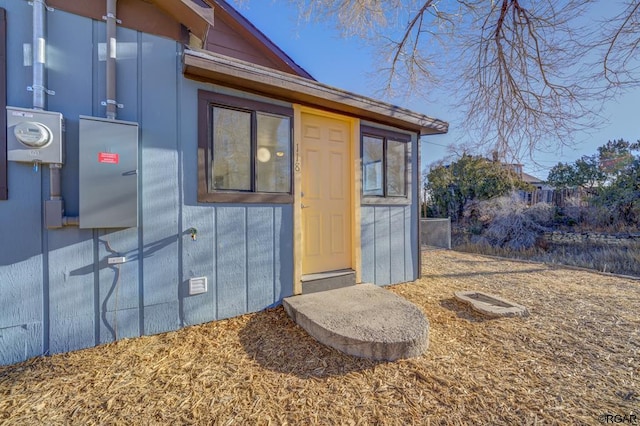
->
[
  {"left": 0, "top": 3, "right": 293, "bottom": 365},
  {"left": 360, "top": 125, "right": 419, "bottom": 286}
]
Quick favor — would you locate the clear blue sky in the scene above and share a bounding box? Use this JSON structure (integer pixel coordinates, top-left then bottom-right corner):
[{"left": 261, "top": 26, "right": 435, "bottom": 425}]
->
[{"left": 229, "top": 0, "right": 639, "bottom": 180}]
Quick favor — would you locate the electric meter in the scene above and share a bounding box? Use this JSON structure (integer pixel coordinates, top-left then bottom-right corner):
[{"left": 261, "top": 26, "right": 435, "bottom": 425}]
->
[
  {"left": 6, "top": 106, "right": 64, "bottom": 164},
  {"left": 14, "top": 121, "right": 53, "bottom": 148}
]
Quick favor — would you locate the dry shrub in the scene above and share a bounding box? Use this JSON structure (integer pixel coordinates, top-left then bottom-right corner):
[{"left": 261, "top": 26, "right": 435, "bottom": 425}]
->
[
  {"left": 556, "top": 195, "right": 585, "bottom": 227},
  {"left": 466, "top": 193, "right": 553, "bottom": 250},
  {"left": 559, "top": 205, "right": 627, "bottom": 232}
]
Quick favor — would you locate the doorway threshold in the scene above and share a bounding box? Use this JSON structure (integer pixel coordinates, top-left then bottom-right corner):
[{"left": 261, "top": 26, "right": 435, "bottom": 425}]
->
[{"left": 301, "top": 269, "right": 355, "bottom": 294}]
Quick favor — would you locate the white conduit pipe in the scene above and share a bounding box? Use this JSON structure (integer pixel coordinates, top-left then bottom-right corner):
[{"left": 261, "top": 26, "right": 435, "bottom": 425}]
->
[
  {"left": 31, "top": 1, "right": 79, "bottom": 227},
  {"left": 106, "top": 0, "right": 117, "bottom": 120},
  {"left": 32, "top": 0, "right": 46, "bottom": 110}
]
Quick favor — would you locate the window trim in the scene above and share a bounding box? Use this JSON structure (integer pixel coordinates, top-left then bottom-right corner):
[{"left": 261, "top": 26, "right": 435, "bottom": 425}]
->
[
  {"left": 198, "top": 90, "right": 294, "bottom": 204},
  {"left": 361, "top": 125, "right": 412, "bottom": 206}
]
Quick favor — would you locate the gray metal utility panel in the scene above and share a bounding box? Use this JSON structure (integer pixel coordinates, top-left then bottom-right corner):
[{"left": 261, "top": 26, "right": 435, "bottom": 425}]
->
[{"left": 79, "top": 116, "right": 139, "bottom": 229}]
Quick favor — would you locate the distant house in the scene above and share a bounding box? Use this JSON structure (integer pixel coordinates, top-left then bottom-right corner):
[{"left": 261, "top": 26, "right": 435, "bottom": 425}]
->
[
  {"left": 519, "top": 171, "right": 555, "bottom": 205},
  {"left": 502, "top": 163, "right": 554, "bottom": 205},
  {"left": 0, "top": 0, "right": 448, "bottom": 365}
]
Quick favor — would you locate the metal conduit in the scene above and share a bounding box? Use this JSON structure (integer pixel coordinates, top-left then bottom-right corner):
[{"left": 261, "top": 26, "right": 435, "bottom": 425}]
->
[
  {"left": 32, "top": 0, "right": 46, "bottom": 110},
  {"left": 106, "top": 0, "right": 117, "bottom": 120},
  {"left": 31, "top": 0, "right": 80, "bottom": 227}
]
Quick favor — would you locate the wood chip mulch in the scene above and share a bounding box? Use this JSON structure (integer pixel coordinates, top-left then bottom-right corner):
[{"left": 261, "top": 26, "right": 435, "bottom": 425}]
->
[{"left": 1, "top": 250, "right": 638, "bottom": 425}]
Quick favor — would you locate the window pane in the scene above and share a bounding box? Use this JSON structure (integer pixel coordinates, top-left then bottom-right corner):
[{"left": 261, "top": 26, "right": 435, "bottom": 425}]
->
[
  {"left": 386, "top": 139, "right": 406, "bottom": 196},
  {"left": 363, "top": 136, "right": 383, "bottom": 196},
  {"left": 256, "top": 113, "right": 291, "bottom": 193},
  {"left": 211, "top": 107, "right": 251, "bottom": 191}
]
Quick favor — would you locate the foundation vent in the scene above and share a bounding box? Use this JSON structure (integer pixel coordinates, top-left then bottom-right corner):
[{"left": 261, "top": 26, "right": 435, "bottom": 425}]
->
[{"left": 189, "top": 277, "right": 208, "bottom": 295}]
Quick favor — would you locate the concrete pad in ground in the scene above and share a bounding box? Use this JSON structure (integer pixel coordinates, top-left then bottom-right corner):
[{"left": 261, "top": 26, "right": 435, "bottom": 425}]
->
[
  {"left": 455, "top": 290, "right": 529, "bottom": 317},
  {"left": 283, "top": 283, "right": 429, "bottom": 361}
]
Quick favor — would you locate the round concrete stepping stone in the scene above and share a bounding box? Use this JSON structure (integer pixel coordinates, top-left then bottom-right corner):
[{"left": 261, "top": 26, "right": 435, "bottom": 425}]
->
[{"left": 283, "top": 283, "right": 429, "bottom": 361}]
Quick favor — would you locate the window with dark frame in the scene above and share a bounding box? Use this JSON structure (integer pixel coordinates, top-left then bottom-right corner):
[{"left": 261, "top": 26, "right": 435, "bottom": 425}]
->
[
  {"left": 198, "top": 90, "right": 293, "bottom": 204},
  {"left": 361, "top": 126, "right": 410, "bottom": 202}
]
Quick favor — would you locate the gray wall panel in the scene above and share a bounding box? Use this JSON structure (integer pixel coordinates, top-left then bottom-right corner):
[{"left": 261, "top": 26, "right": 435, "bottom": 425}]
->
[
  {"left": 216, "top": 207, "right": 247, "bottom": 319},
  {"left": 180, "top": 209, "right": 216, "bottom": 326},
  {"left": 99, "top": 307, "right": 139, "bottom": 344},
  {"left": 362, "top": 205, "right": 414, "bottom": 286},
  {"left": 410, "top": 134, "right": 419, "bottom": 280},
  {"left": 275, "top": 205, "right": 293, "bottom": 300},
  {"left": 47, "top": 229, "right": 94, "bottom": 354},
  {"left": 3, "top": 0, "right": 32, "bottom": 108},
  {"left": 374, "top": 206, "right": 391, "bottom": 285},
  {"left": 0, "top": 259, "right": 42, "bottom": 327},
  {"left": 45, "top": 9, "right": 96, "bottom": 356},
  {"left": 360, "top": 206, "right": 375, "bottom": 283},
  {"left": 389, "top": 207, "right": 406, "bottom": 283},
  {"left": 359, "top": 134, "right": 420, "bottom": 286},
  {"left": 178, "top": 79, "right": 200, "bottom": 206},
  {"left": 140, "top": 34, "right": 179, "bottom": 334},
  {"left": 48, "top": 314, "right": 94, "bottom": 354},
  {"left": 98, "top": 229, "right": 140, "bottom": 343},
  {"left": 405, "top": 204, "right": 415, "bottom": 280},
  {"left": 247, "top": 207, "right": 275, "bottom": 311},
  {"left": 0, "top": 0, "right": 44, "bottom": 363},
  {"left": 144, "top": 301, "right": 180, "bottom": 336},
  {"left": 114, "top": 27, "right": 140, "bottom": 123},
  {"left": 0, "top": 323, "right": 42, "bottom": 365},
  {"left": 92, "top": 21, "right": 106, "bottom": 118},
  {"left": 179, "top": 79, "right": 217, "bottom": 326}
]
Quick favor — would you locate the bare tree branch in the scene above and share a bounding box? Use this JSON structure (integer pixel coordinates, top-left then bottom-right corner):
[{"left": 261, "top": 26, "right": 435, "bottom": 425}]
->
[
  {"left": 602, "top": 0, "right": 640, "bottom": 87},
  {"left": 234, "top": 0, "right": 639, "bottom": 163}
]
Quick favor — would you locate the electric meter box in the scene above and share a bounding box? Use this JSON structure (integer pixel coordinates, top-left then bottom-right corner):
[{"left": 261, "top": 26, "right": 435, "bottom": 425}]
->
[
  {"left": 79, "top": 115, "right": 139, "bottom": 229},
  {"left": 6, "top": 106, "right": 64, "bottom": 164}
]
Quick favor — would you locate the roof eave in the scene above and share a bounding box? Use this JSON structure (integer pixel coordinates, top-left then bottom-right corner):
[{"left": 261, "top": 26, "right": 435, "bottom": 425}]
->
[
  {"left": 152, "top": 0, "right": 214, "bottom": 44},
  {"left": 183, "top": 49, "right": 449, "bottom": 136},
  {"left": 208, "top": 0, "right": 314, "bottom": 80}
]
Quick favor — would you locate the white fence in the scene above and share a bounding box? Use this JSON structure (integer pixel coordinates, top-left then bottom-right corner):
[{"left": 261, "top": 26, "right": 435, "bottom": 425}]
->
[{"left": 420, "top": 218, "right": 451, "bottom": 249}]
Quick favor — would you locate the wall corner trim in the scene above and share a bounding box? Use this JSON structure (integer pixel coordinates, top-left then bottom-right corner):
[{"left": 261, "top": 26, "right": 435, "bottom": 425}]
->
[{"left": 0, "top": 8, "right": 7, "bottom": 200}]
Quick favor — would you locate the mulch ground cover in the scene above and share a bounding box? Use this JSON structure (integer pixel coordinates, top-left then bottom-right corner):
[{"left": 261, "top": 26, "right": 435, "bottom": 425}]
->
[{"left": 1, "top": 249, "right": 638, "bottom": 425}]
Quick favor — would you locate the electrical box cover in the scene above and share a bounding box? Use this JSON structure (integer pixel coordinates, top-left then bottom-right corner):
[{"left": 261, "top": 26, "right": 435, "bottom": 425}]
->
[
  {"left": 79, "top": 116, "right": 139, "bottom": 229},
  {"left": 6, "top": 106, "right": 64, "bottom": 164}
]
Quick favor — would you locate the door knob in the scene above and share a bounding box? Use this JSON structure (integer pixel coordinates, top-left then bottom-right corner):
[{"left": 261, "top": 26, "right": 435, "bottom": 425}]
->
[{"left": 301, "top": 204, "right": 310, "bottom": 209}]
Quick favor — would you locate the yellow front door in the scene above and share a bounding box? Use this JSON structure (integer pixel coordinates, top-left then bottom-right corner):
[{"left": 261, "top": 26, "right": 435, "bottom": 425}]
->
[{"left": 301, "top": 112, "right": 352, "bottom": 274}]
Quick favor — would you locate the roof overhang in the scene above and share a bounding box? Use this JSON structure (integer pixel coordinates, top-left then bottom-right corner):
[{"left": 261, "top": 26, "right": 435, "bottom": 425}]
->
[
  {"left": 183, "top": 49, "right": 449, "bottom": 136},
  {"left": 151, "top": 0, "right": 215, "bottom": 44}
]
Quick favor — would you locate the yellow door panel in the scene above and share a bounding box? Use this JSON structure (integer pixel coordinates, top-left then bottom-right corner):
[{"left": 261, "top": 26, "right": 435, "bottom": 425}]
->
[
  {"left": 305, "top": 149, "right": 322, "bottom": 200},
  {"left": 301, "top": 113, "right": 352, "bottom": 274},
  {"left": 330, "top": 214, "right": 345, "bottom": 254},
  {"left": 329, "top": 151, "right": 344, "bottom": 200},
  {"left": 304, "top": 213, "right": 322, "bottom": 257}
]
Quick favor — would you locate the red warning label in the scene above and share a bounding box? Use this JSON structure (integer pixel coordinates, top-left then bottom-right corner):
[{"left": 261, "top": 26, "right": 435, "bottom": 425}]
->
[{"left": 98, "top": 152, "right": 119, "bottom": 164}]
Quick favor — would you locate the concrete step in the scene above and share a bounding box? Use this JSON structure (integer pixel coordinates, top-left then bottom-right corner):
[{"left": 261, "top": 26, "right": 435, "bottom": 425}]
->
[
  {"left": 301, "top": 269, "right": 355, "bottom": 294},
  {"left": 283, "top": 283, "right": 429, "bottom": 361}
]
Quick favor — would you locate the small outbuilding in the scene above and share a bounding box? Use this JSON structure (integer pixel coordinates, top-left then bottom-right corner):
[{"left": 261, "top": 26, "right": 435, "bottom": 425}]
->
[{"left": 0, "top": 0, "right": 447, "bottom": 365}]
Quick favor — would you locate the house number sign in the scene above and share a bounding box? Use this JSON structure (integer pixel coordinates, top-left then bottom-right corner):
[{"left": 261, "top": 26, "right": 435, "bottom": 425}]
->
[{"left": 294, "top": 143, "right": 301, "bottom": 172}]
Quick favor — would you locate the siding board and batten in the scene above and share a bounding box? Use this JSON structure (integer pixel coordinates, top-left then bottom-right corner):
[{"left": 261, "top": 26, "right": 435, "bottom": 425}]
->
[
  {"left": 0, "top": 0, "right": 45, "bottom": 364},
  {"left": 0, "top": 0, "right": 443, "bottom": 366},
  {"left": 359, "top": 121, "right": 419, "bottom": 286},
  {"left": 0, "top": 3, "right": 290, "bottom": 364}
]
